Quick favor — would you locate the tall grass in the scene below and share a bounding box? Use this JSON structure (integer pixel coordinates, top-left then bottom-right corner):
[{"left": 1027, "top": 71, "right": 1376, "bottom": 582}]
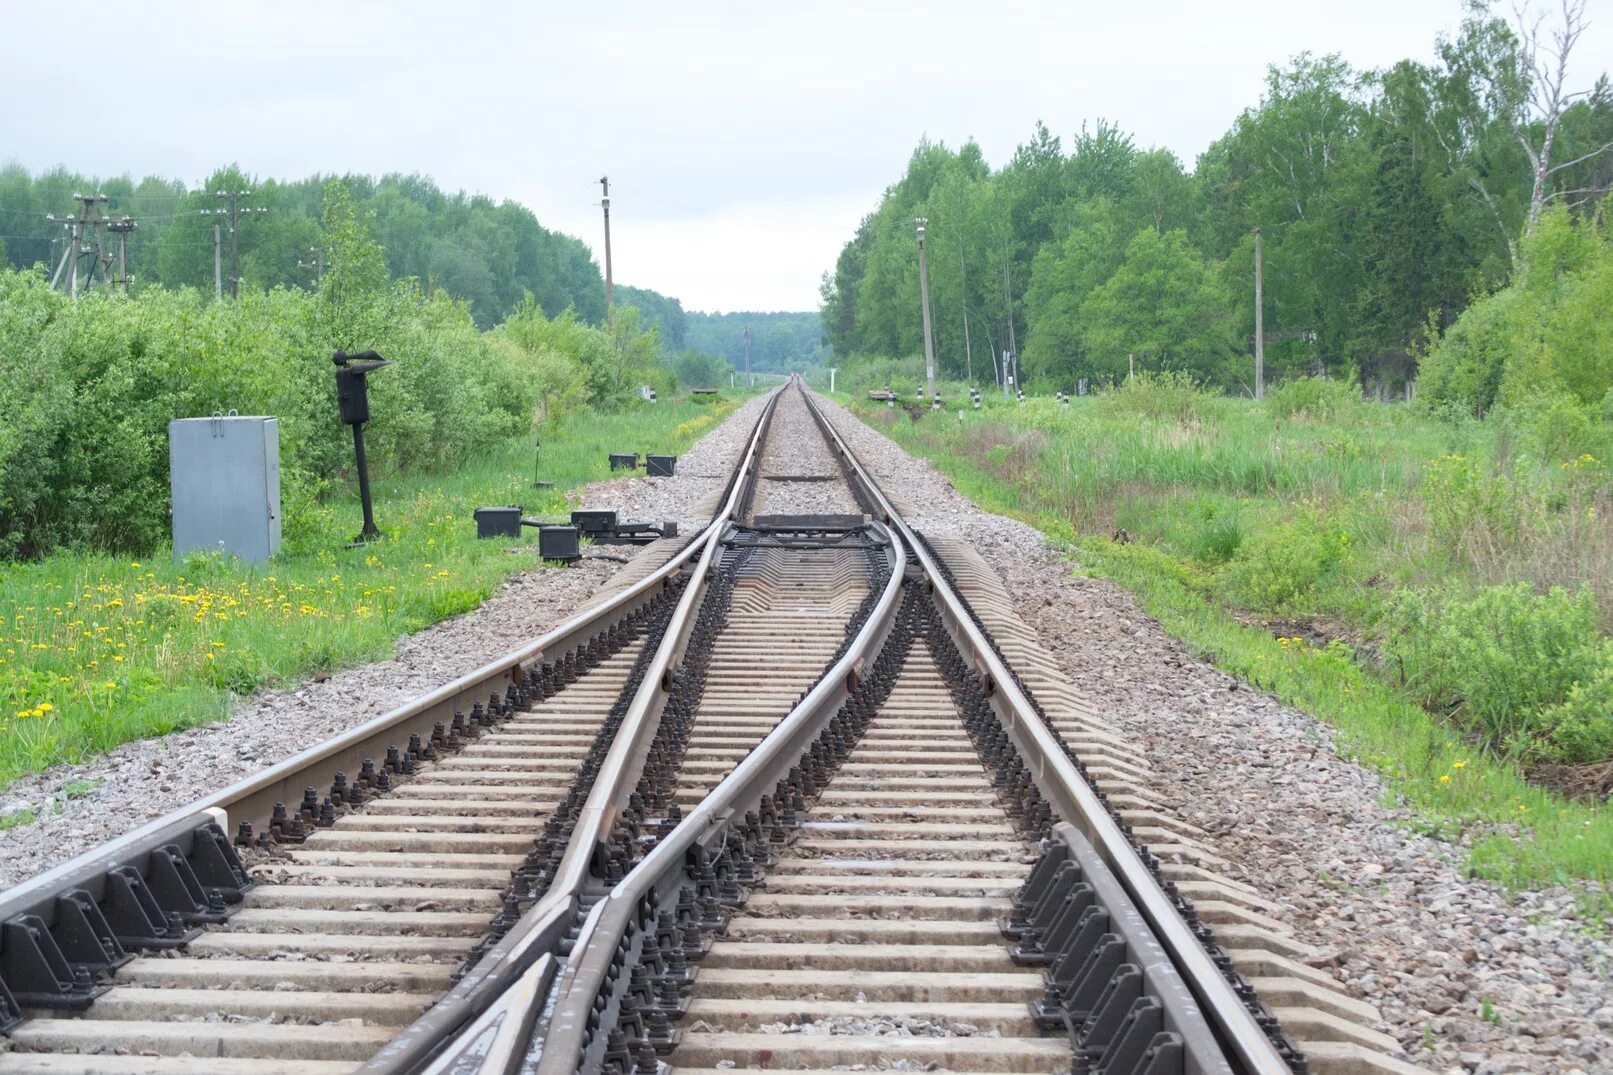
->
[
  {"left": 0, "top": 397, "right": 739, "bottom": 789},
  {"left": 855, "top": 387, "right": 1613, "bottom": 887}
]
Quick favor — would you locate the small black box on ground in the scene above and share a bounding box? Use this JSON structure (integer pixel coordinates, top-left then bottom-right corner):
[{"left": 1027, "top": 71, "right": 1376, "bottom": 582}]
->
[
  {"left": 538, "top": 525, "right": 581, "bottom": 562},
  {"left": 609, "top": 453, "right": 639, "bottom": 471},
  {"left": 474, "top": 506, "right": 523, "bottom": 539},
  {"left": 646, "top": 454, "right": 677, "bottom": 477},
  {"left": 571, "top": 510, "right": 618, "bottom": 534}
]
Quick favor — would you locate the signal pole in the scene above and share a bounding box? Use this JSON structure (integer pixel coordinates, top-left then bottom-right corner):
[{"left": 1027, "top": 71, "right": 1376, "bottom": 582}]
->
[
  {"left": 915, "top": 218, "right": 938, "bottom": 405},
  {"left": 599, "top": 176, "right": 614, "bottom": 329},
  {"left": 1253, "top": 227, "right": 1265, "bottom": 400},
  {"left": 201, "top": 190, "right": 266, "bottom": 298}
]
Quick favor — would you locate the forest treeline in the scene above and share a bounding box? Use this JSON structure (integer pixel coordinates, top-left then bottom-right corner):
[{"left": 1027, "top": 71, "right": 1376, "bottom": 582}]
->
[
  {"left": 1, "top": 164, "right": 833, "bottom": 381},
  {"left": 820, "top": 1, "right": 1612, "bottom": 400},
  {"left": 0, "top": 181, "right": 700, "bottom": 558}
]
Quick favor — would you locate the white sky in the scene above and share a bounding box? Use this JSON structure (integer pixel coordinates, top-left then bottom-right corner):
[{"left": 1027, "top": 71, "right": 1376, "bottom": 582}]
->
[{"left": 2, "top": 0, "right": 1608, "bottom": 311}]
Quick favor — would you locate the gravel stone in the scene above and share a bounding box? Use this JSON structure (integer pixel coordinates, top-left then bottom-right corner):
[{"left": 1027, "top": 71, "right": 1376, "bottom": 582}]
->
[{"left": 812, "top": 390, "right": 1613, "bottom": 1074}]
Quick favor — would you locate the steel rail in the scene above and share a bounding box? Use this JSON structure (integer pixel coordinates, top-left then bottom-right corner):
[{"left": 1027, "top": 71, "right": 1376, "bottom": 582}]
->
[
  {"left": 0, "top": 494, "right": 698, "bottom": 930},
  {"left": 361, "top": 384, "right": 787, "bottom": 1074},
  {"left": 522, "top": 519, "right": 907, "bottom": 1074},
  {"left": 797, "top": 384, "right": 1293, "bottom": 1074}
]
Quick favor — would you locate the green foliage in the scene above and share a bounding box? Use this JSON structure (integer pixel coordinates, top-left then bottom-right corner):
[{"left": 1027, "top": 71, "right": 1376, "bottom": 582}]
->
[
  {"left": 1419, "top": 453, "right": 1525, "bottom": 561},
  {"left": 1217, "top": 513, "right": 1352, "bottom": 613},
  {"left": 1385, "top": 585, "right": 1613, "bottom": 762},
  {"left": 0, "top": 262, "right": 671, "bottom": 559},
  {"left": 823, "top": 18, "right": 1611, "bottom": 399},
  {"left": 852, "top": 394, "right": 1613, "bottom": 887},
  {"left": 1265, "top": 376, "right": 1364, "bottom": 421},
  {"left": 1093, "top": 371, "right": 1214, "bottom": 424},
  {"left": 1422, "top": 206, "right": 1613, "bottom": 414}
]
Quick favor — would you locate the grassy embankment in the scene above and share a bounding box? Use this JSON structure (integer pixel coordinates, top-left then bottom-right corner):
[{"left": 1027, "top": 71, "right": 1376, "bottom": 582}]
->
[
  {"left": 846, "top": 379, "right": 1611, "bottom": 895},
  {"left": 0, "top": 398, "right": 737, "bottom": 802}
]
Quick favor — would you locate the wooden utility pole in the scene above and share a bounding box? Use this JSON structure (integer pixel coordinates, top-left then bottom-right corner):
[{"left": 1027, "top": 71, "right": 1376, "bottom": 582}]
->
[
  {"left": 201, "top": 190, "right": 266, "bottom": 298},
  {"left": 916, "top": 218, "right": 938, "bottom": 404},
  {"left": 599, "top": 176, "right": 614, "bottom": 329},
  {"left": 213, "top": 224, "right": 223, "bottom": 300},
  {"left": 1253, "top": 227, "right": 1265, "bottom": 401}
]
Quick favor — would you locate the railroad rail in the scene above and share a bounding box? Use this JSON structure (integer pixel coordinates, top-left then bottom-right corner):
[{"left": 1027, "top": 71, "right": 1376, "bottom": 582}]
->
[{"left": 0, "top": 381, "right": 1416, "bottom": 1075}]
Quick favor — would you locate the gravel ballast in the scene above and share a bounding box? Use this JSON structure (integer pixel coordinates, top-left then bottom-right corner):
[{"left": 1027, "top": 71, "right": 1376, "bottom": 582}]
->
[{"left": 811, "top": 391, "right": 1613, "bottom": 1075}]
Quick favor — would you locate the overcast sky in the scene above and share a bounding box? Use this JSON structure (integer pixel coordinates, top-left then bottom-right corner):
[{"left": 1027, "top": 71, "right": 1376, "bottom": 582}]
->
[{"left": 3, "top": 0, "right": 1607, "bottom": 311}]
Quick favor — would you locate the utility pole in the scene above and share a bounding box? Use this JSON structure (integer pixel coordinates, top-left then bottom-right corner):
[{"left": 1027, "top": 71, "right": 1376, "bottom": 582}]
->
[
  {"left": 1253, "top": 227, "right": 1265, "bottom": 401},
  {"left": 213, "top": 224, "right": 223, "bottom": 300},
  {"left": 299, "top": 245, "right": 326, "bottom": 287},
  {"left": 959, "top": 233, "right": 973, "bottom": 385},
  {"left": 200, "top": 190, "right": 266, "bottom": 299},
  {"left": 915, "top": 218, "right": 938, "bottom": 405},
  {"left": 46, "top": 193, "right": 115, "bottom": 296},
  {"left": 108, "top": 217, "right": 137, "bottom": 287},
  {"left": 599, "top": 176, "right": 614, "bottom": 329},
  {"left": 743, "top": 325, "right": 752, "bottom": 388}
]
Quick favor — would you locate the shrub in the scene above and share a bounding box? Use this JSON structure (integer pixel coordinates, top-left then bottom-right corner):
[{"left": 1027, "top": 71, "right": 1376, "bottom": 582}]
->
[
  {"left": 1096, "top": 370, "right": 1211, "bottom": 424},
  {"left": 1385, "top": 584, "right": 1611, "bottom": 761},
  {"left": 1536, "top": 656, "right": 1613, "bottom": 764},
  {"left": 1265, "top": 376, "right": 1362, "bottom": 422},
  {"left": 1216, "top": 513, "right": 1351, "bottom": 612},
  {"left": 1419, "top": 453, "right": 1526, "bottom": 563},
  {"left": 0, "top": 265, "right": 661, "bottom": 558}
]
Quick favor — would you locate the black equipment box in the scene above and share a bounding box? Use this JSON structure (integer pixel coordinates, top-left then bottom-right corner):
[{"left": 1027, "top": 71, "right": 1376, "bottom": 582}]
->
[
  {"left": 571, "top": 510, "right": 618, "bottom": 533},
  {"left": 474, "top": 506, "right": 524, "bottom": 539},
  {"left": 538, "top": 525, "right": 581, "bottom": 562},
  {"left": 609, "top": 453, "right": 639, "bottom": 471},
  {"left": 646, "top": 454, "right": 677, "bottom": 477}
]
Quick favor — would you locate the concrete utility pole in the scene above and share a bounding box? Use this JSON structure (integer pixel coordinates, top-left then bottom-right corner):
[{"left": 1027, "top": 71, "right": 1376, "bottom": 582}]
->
[
  {"left": 959, "top": 234, "right": 973, "bottom": 385},
  {"left": 743, "top": 325, "right": 752, "bottom": 388},
  {"left": 1253, "top": 227, "right": 1265, "bottom": 401},
  {"left": 915, "top": 218, "right": 938, "bottom": 404},
  {"left": 47, "top": 193, "right": 115, "bottom": 296},
  {"left": 108, "top": 216, "right": 137, "bottom": 287},
  {"left": 299, "top": 245, "right": 326, "bottom": 287},
  {"left": 599, "top": 176, "right": 614, "bottom": 329},
  {"left": 201, "top": 191, "right": 266, "bottom": 298},
  {"left": 829, "top": 367, "right": 837, "bottom": 393}
]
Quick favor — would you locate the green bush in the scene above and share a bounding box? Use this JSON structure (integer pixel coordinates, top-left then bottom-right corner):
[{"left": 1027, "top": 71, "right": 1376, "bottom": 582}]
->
[
  {"left": 1094, "top": 371, "right": 1212, "bottom": 424},
  {"left": 0, "top": 262, "right": 665, "bottom": 558},
  {"left": 1536, "top": 657, "right": 1613, "bottom": 764},
  {"left": 1265, "top": 376, "right": 1363, "bottom": 422},
  {"left": 1385, "top": 584, "right": 1612, "bottom": 761},
  {"left": 1216, "top": 513, "right": 1351, "bottom": 612},
  {"left": 1419, "top": 452, "right": 1526, "bottom": 562}
]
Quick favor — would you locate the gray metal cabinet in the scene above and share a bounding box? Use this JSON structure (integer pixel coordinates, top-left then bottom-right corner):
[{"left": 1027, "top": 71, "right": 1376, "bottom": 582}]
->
[{"left": 169, "top": 416, "right": 281, "bottom": 564}]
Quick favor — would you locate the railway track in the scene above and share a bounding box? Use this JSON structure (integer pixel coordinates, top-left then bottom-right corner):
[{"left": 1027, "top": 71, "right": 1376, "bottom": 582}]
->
[{"left": 0, "top": 382, "right": 1418, "bottom": 1075}]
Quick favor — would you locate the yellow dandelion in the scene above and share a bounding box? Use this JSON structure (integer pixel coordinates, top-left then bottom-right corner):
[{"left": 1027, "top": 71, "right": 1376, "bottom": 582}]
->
[{"left": 1439, "top": 774, "right": 1451, "bottom": 784}]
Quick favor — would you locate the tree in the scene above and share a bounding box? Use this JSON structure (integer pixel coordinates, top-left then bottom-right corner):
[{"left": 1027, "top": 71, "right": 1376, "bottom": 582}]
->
[
  {"left": 1080, "top": 229, "right": 1237, "bottom": 383},
  {"left": 1508, "top": 0, "right": 1613, "bottom": 230}
]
